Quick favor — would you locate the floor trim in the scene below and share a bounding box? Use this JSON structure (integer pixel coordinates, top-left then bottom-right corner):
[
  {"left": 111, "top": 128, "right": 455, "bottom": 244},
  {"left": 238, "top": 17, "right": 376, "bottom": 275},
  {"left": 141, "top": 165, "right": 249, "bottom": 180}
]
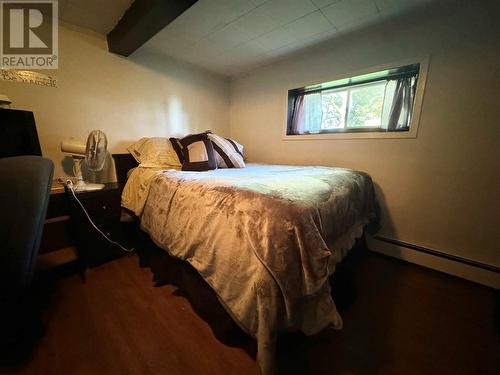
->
[
  {"left": 367, "top": 235, "right": 500, "bottom": 289},
  {"left": 374, "top": 236, "right": 500, "bottom": 273}
]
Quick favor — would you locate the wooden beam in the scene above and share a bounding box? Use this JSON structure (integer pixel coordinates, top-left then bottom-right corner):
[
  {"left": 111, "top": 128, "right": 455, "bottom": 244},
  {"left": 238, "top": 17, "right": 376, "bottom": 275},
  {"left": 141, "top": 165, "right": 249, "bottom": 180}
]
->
[{"left": 107, "top": 0, "right": 198, "bottom": 56}]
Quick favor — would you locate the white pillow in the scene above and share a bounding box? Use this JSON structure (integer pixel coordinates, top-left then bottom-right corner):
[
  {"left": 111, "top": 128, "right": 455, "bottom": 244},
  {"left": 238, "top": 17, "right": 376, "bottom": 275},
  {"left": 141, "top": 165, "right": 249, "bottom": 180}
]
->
[{"left": 127, "top": 137, "right": 181, "bottom": 168}]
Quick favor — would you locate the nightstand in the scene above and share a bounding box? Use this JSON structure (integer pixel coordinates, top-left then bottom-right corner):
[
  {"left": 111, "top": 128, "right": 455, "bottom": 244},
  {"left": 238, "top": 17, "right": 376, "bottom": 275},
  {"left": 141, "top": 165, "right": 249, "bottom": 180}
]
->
[{"left": 66, "top": 182, "right": 129, "bottom": 278}]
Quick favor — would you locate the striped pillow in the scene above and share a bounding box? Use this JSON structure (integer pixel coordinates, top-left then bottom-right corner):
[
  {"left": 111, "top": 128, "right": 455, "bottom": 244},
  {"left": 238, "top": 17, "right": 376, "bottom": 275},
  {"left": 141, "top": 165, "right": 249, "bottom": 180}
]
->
[{"left": 207, "top": 133, "right": 245, "bottom": 168}]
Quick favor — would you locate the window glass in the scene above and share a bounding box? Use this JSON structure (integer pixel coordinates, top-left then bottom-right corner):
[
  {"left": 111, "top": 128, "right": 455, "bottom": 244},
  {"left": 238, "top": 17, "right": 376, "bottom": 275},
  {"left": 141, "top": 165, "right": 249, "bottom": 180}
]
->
[
  {"left": 321, "top": 90, "right": 347, "bottom": 129},
  {"left": 347, "top": 82, "right": 386, "bottom": 127}
]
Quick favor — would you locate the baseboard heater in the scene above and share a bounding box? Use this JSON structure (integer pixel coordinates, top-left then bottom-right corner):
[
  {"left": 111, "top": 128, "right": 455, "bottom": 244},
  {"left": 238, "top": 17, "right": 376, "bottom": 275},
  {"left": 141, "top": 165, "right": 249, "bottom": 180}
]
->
[{"left": 374, "top": 236, "right": 500, "bottom": 274}]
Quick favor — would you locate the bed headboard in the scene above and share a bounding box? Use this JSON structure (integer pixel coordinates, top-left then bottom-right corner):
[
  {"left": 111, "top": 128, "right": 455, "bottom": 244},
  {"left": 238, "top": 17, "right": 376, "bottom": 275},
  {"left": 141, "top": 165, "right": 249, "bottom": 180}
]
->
[{"left": 112, "top": 153, "right": 138, "bottom": 184}]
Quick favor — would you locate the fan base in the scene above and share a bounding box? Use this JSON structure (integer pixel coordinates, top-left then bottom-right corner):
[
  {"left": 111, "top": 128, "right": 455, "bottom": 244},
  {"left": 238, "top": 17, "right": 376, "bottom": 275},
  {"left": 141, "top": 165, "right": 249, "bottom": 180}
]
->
[{"left": 74, "top": 181, "right": 105, "bottom": 192}]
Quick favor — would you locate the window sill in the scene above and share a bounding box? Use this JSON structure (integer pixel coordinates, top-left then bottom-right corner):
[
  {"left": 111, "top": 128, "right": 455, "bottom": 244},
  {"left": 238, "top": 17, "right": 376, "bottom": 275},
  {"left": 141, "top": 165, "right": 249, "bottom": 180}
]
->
[{"left": 282, "top": 129, "right": 418, "bottom": 140}]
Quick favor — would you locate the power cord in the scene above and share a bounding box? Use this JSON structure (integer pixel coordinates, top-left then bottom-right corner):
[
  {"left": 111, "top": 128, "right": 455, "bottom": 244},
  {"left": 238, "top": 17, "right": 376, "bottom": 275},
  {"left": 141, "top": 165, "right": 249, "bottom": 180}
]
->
[{"left": 59, "top": 178, "right": 135, "bottom": 254}]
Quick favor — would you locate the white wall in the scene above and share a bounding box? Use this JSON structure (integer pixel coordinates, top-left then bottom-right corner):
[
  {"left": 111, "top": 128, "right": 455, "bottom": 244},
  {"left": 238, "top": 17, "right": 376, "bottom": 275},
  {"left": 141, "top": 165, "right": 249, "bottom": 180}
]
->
[
  {"left": 1, "top": 23, "right": 230, "bottom": 178},
  {"left": 230, "top": 2, "right": 500, "bottom": 278}
]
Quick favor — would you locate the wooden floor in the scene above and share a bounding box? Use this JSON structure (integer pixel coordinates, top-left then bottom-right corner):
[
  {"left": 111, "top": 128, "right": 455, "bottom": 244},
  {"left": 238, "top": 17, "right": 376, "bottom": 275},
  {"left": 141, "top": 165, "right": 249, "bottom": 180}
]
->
[{"left": 1, "top": 251, "right": 498, "bottom": 375}]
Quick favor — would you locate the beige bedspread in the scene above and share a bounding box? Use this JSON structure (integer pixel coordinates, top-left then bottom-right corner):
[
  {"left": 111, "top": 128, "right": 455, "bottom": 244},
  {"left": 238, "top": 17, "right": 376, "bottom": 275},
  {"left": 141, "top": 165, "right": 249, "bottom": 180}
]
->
[
  {"left": 121, "top": 166, "right": 180, "bottom": 216},
  {"left": 124, "top": 164, "right": 376, "bottom": 374}
]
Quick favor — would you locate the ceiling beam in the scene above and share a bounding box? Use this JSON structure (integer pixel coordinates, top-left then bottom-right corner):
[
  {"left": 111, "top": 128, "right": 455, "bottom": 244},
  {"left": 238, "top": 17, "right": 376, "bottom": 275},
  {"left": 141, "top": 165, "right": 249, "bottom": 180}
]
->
[{"left": 107, "top": 0, "right": 198, "bottom": 56}]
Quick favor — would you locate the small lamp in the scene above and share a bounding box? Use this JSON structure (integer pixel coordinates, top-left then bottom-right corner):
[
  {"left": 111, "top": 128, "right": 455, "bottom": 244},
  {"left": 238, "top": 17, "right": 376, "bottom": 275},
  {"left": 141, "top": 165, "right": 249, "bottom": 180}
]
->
[{"left": 0, "top": 95, "right": 11, "bottom": 109}]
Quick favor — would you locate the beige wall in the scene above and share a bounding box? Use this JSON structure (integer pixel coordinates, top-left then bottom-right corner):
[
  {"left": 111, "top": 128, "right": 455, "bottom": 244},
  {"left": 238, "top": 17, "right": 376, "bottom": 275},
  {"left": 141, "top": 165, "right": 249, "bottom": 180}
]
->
[
  {"left": 1, "top": 23, "right": 230, "bottom": 178},
  {"left": 230, "top": 2, "right": 500, "bottom": 269}
]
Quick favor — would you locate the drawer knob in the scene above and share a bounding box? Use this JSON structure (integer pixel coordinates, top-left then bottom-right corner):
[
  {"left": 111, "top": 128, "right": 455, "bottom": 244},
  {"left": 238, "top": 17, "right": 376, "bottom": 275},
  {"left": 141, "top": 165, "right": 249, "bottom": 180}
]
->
[{"left": 102, "top": 205, "right": 107, "bottom": 210}]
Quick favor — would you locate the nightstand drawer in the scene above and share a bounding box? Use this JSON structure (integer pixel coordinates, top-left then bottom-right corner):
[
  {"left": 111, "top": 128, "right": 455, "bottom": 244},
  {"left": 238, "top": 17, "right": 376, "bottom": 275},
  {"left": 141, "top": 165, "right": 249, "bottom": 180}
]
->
[
  {"left": 77, "top": 192, "right": 121, "bottom": 219},
  {"left": 89, "top": 219, "right": 123, "bottom": 241}
]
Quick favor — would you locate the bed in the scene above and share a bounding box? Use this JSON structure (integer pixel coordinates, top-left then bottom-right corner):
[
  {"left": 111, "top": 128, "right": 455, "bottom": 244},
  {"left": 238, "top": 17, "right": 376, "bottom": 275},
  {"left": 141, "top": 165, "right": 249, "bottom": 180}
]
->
[{"left": 118, "top": 158, "right": 376, "bottom": 374}]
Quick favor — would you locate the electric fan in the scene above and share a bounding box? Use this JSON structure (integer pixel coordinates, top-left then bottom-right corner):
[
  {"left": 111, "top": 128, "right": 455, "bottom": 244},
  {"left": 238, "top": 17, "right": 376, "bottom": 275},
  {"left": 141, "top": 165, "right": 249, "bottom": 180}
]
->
[{"left": 61, "top": 130, "right": 108, "bottom": 191}]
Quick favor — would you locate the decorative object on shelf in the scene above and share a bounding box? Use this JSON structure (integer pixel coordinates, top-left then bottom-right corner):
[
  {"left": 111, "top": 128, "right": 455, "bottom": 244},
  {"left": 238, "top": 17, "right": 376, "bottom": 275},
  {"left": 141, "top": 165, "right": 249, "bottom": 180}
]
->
[
  {"left": 1, "top": 70, "right": 57, "bottom": 88},
  {"left": 0, "top": 94, "right": 11, "bottom": 109},
  {"left": 61, "top": 130, "right": 108, "bottom": 191}
]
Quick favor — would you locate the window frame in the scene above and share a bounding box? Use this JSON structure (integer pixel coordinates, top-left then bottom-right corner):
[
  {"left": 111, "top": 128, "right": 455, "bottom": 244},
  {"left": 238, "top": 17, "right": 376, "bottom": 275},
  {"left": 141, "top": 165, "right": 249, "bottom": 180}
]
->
[{"left": 282, "top": 57, "right": 429, "bottom": 141}]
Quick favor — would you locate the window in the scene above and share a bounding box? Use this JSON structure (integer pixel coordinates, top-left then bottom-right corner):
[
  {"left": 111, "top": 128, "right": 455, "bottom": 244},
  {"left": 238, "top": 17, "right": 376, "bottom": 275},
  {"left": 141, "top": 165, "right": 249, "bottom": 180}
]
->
[{"left": 286, "top": 63, "right": 421, "bottom": 136}]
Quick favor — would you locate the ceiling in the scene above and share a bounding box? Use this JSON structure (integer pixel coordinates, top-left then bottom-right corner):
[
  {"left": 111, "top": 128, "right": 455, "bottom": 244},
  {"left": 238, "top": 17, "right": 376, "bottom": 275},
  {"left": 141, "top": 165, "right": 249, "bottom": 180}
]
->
[
  {"left": 59, "top": 0, "right": 435, "bottom": 77},
  {"left": 141, "top": 0, "right": 435, "bottom": 77},
  {"left": 59, "top": 0, "right": 133, "bottom": 35}
]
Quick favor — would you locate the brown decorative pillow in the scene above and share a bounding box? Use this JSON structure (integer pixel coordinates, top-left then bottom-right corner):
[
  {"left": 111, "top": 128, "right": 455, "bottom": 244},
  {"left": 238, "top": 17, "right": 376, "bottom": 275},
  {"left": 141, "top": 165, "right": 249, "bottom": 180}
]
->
[
  {"left": 169, "top": 137, "right": 184, "bottom": 164},
  {"left": 179, "top": 133, "right": 217, "bottom": 171}
]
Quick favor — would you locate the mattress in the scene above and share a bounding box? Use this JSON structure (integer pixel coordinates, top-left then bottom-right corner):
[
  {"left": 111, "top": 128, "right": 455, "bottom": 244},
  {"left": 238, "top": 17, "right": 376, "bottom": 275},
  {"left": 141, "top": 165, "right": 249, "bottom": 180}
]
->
[{"left": 122, "top": 163, "right": 376, "bottom": 374}]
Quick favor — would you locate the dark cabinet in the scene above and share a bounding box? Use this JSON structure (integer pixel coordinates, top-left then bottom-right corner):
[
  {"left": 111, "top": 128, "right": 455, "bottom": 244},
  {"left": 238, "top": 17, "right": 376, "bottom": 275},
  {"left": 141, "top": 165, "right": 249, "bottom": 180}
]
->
[{"left": 0, "top": 108, "right": 42, "bottom": 158}]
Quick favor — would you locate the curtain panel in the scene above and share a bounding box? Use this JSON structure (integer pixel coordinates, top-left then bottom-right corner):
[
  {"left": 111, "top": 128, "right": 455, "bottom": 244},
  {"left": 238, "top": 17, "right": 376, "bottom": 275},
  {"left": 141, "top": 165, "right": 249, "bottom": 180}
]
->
[
  {"left": 288, "top": 92, "right": 322, "bottom": 135},
  {"left": 386, "top": 76, "right": 417, "bottom": 130}
]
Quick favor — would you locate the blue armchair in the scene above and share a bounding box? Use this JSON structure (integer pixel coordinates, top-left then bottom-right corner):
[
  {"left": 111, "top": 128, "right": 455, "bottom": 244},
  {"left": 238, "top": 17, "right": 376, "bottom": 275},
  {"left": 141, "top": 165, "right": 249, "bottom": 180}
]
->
[{"left": 0, "top": 156, "right": 54, "bottom": 363}]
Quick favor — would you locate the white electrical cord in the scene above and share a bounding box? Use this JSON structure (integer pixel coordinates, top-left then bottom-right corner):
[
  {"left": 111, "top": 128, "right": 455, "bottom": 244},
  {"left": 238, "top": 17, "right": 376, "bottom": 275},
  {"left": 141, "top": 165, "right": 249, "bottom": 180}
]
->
[{"left": 61, "top": 179, "right": 135, "bottom": 253}]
